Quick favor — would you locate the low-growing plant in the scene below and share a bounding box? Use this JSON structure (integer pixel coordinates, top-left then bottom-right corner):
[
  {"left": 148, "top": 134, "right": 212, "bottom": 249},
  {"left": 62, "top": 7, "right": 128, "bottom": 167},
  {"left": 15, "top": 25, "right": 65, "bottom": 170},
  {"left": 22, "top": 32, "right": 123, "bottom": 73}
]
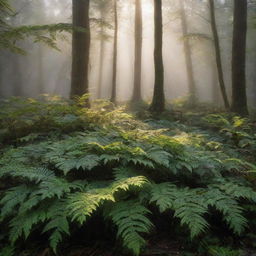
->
[{"left": 0, "top": 97, "right": 256, "bottom": 256}]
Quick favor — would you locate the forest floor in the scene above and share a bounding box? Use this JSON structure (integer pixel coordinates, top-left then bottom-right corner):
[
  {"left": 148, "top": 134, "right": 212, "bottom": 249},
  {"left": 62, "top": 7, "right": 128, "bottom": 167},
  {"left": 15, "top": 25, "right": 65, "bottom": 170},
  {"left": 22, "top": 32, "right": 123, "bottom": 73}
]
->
[{"left": 0, "top": 98, "right": 256, "bottom": 256}]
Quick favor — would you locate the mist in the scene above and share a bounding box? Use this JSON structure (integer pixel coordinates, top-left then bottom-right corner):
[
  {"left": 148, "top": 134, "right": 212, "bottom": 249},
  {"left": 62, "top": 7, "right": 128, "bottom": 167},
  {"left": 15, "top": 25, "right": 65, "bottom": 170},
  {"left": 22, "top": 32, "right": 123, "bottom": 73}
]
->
[{"left": 0, "top": 0, "right": 255, "bottom": 108}]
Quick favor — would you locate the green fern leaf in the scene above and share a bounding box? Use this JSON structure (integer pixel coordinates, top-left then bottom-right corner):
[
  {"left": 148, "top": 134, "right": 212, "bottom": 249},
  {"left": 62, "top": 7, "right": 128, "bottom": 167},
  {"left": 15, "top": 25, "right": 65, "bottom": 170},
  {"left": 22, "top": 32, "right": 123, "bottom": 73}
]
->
[
  {"left": 43, "top": 202, "right": 70, "bottom": 253},
  {"left": 205, "top": 189, "right": 247, "bottom": 235},
  {"left": 9, "top": 208, "right": 48, "bottom": 243},
  {"left": 0, "top": 185, "right": 34, "bottom": 219},
  {"left": 107, "top": 200, "right": 153, "bottom": 256},
  {"left": 147, "top": 148, "right": 171, "bottom": 168}
]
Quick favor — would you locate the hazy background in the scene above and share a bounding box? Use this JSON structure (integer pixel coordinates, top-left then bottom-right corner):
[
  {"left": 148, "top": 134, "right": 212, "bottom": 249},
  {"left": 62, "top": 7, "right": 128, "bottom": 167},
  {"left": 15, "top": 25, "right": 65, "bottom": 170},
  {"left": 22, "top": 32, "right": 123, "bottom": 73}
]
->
[{"left": 0, "top": 0, "right": 255, "bottom": 107}]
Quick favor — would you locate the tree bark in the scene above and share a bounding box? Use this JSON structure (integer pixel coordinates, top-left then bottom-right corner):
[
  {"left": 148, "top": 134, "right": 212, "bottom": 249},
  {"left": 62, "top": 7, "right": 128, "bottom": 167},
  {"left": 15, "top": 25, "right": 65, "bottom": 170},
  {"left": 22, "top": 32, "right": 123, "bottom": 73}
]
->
[
  {"left": 71, "top": 0, "right": 91, "bottom": 99},
  {"left": 149, "top": 0, "right": 165, "bottom": 113},
  {"left": 132, "top": 0, "right": 143, "bottom": 102},
  {"left": 110, "top": 0, "right": 118, "bottom": 104},
  {"left": 209, "top": 0, "right": 230, "bottom": 109},
  {"left": 180, "top": 0, "right": 197, "bottom": 106},
  {"left": 231, "top": 0, "right": 249, "bottom": 116}
]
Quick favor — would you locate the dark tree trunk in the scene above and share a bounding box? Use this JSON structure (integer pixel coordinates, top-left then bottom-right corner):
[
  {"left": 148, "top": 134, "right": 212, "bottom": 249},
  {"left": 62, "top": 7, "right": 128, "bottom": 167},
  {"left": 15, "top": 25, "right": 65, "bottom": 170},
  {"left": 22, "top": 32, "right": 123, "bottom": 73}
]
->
[
  {"left": 132, "top": 0, "right": 143, "bottom": 102},
  {"left": 71, "top": 0, "right": 91, "bottom": 100},
  {"left": 110, "top": 0, "right": 118, "bottom": 104},
  {"left": 231, "top": 0, "right": 249, "bottom": 116},
  {"left": 180, "top": 0, "right": 197, "bottom": 106},
  {"left": 209, "top": 0, "right": 230, "bottom": 110},
  {"left": 97, "top": 9, "right": 106, "bottom": 99},
  {"left": 149, "top": 0, "right": 165, "bottom": 113},
  {"left": 211, "top": 60, "right": 221, "bottom": 105}
]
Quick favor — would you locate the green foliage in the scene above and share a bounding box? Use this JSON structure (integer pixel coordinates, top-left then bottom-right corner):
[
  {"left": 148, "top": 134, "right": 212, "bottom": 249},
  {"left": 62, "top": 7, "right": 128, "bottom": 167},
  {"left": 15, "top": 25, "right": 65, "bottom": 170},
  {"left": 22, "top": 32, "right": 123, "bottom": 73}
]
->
[
  {"left": 0, "top": 97, "right": 256, "bottom": 255},
  {"left": 203, "top": 114, "right": 256, "bottom": 152},
  {"left": 1, "top": 23, "right": 73, "bottom": 54},
  {"left": 0, "top": 0, "right": 74, "bottom": 53},
  {"left": 208, "top": 246, "right": 241, "bottom": 256},
  {"left": 149, "top": 182, "right": 249, "bottom": 237},
  {"left": 106, "top": 200, "right": 153, "bottom": 256}
]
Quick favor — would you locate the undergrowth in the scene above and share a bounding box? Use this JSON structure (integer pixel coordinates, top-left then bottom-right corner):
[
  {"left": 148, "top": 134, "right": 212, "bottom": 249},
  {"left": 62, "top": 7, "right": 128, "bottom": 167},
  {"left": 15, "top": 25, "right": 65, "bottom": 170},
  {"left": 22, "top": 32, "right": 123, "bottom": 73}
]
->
[{"left": 0, "top": 96, "right": 256, "bottom": 256}]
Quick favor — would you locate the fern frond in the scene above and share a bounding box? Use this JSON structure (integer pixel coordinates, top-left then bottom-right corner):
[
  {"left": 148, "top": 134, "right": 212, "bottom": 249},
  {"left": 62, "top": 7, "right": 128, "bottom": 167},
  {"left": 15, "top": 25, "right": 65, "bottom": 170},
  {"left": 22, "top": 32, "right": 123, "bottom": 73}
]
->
[
  {"left": 147, "top": 148, "right": 171, "bottom": 168},
  {"left": 9, "top": 208, "right": 48, "bottom": 243},
  {"left": 67, "top": 189, "right": 115, "bottom": 224},
  {"left": 0, "top": 164, "right": 55, "bottom": 183},
  {"left": 211, "top": 181, "right": 256, "bottom": 202},
  {"left": 37, "top": 179, "right": 86, "bottom": 199},
  {"left": 149, "top": 183, "right": 209, "bottom": 238},
  {"left": 0, "top": 246, "right": 15, "bottom": 256},
  {"left": 205, "top": 189, "right": 247, "bottom": 234},
  {"left": 0, "top": 185, "right": 34, "bottom": 219},
  {"left": 68, "top": 176, "right": 149, "bottom": 225},
  {"left": 43, "top": 202, "right": 70, "bottom": 253},
  {"left": 173, "top": 189, "right": 209, "bottom": 238},
  {"left": 149, "top": 183, "right": 177, "bottom": 213},
  {"left": 106, "top": 200, "right": 153, "bottom": 256}
]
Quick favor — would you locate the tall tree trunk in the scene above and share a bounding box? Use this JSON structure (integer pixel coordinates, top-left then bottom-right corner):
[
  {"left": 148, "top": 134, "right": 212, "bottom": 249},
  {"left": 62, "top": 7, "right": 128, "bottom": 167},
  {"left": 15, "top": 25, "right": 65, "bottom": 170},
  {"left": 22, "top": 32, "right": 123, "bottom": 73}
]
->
[
  {"left": 71, "top": 0, "right": 91, "bottom": 99},
  {"left": 231, "top": 0, "right": 248, "bottom": 116},
  {"left": 132, "top": 0, "right": 143, "bottom": 102},
  {"left": 110, "top": 0, "right": 118, "bottom": 103},
  {"left": 97, "top": 9, "right": 106, "bottom": 99},
  {"left": 209, "top": 0, "right": 230, "bottom": 109},
  {"left": 149, "top": 0, "right": 165, "bottom": 113},
  {"left": 180, "top": 0, "right": 197, "bottom": 106},
  {"left": 211, "top": 59, "right": 221, "bottom": 105}
]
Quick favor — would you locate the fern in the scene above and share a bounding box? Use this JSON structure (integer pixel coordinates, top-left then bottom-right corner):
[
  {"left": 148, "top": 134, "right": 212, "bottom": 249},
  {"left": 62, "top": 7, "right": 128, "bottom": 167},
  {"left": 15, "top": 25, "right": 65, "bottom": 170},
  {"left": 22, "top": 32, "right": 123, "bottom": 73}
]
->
[
  {"left": 208, "top": 246, "right": 241, "bottom": 256},
  {"left": 0, "top": 185, "right": 34, "bottom": 219},
  {"left": 106, "top": 200, "right": 153, "bottom": 256},
  {"left": 149, "top": 183, "right": 209, "bottom": 238},
  {"left": 149, "top": 183, "right": 249, "bottom": 237},
  {"left": 0, "top": 164, "right": 55, "bottom": 183},
  {"left": 210, "top": 180, "right": 256, "bottom": 202},
  {"left": 0, "top": 246, "right": 15, "bottom": 256},
  {"left": 42, "top": 202, "right": 70, "bottom": 253},
  {"left": 9, "top": 208, "right": 48, "bottom": 243},
  {"left": 204, "top": 189, "right": 247, "bottom": 235},
  {"left": 1, "top": 98, "right": 256, "bottom": 255},
  {"left": 68, "top": 176, "right": 149, "bottom": 224}
]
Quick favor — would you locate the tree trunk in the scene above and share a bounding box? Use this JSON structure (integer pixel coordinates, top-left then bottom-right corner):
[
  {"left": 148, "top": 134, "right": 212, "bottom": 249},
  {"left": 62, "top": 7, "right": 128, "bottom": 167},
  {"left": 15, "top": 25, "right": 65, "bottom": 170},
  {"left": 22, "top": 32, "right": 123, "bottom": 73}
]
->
[
  {"left": 110, "top": 0, "right": 118, "bottom": 104},
  {"left": 97, "top": 9, "right": 106, "bottom": 99},
  {"left": 132, "top": 0, "right": 143, "bottom": 102},
  {"left": 231, "top": 0, "right": 249, "bottom": 116},
  {"left": 211, "top": 59, "right": 221, "bottom": 105},
  {"left": 149, "top": 0, "right": 165, "bottom": 113},
  {"left": 71, "top": 0, "right": 91, "bottom": 100},
  {"left": 180, "top": 0, "right": 197, "bottom": 106},
  {"left": 209, "top": 0, "right": 230, "bottom": 109}
]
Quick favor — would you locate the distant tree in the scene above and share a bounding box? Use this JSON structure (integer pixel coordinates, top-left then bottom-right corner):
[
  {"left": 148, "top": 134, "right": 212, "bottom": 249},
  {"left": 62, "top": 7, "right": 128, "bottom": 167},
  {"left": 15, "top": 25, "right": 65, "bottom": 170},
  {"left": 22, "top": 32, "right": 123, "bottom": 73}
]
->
[
  {"left": 132, "top": 0, "right": 143, "bottom": 102},
  {"left": 149, "top": 0, "right": 165, "bottom": 113},
  {"left": 92, "top": 0, "right": 111, "bottom": 99},
  {"left": 231, "top": 0, "right": 249, "bottom": 116},
  {"left": 209, "top": 0, "right": 230, "bottom": 109},
  {"left": 110, "top": 0, "right": 118, "bottom": 104},
  {"left": 179, "top": 0, "right": 197, "bottom": 106},
  {"left": 70, "top": 0, "right": 91, "bottom": 99}
]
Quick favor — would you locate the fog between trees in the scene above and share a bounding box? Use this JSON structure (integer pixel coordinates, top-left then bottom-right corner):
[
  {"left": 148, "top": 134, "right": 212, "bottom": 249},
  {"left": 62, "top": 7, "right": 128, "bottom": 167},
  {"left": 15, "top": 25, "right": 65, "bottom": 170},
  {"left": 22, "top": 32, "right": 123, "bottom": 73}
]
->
[{"left": 0, "top": 0, "right": 255, "bottom": 111}]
